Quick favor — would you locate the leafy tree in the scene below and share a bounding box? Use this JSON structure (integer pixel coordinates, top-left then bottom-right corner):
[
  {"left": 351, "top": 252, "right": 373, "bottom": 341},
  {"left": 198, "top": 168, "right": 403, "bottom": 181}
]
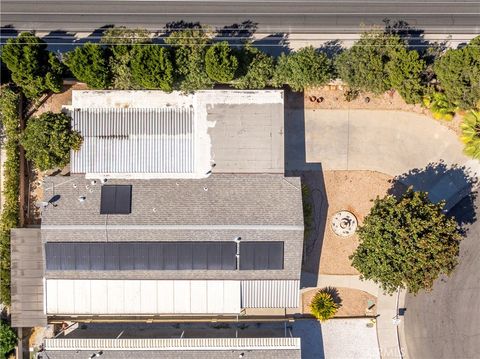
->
[
  {"left": 0, "top": 321, "right": 17, "bottom": 358},
  {"left": 130, "top": 46, "right": 175, "bottom": 91},
  {"left": 100, "top": 27, "right": 152, "bottom": 89},
  {"left": 460, "top": 110, "right": 480, "bottom": 158},
  {"left": 1, "top": 32, "right": 63, "bottom": 98},
  {"left": 434, "top": 36, "right": 480, "bottom": 109},
  {"left": 273, "top": 46, "right": 332, "bottom": 91},
  {"left": 64, "top": 43, "right": 111, "bottom": 89},
  {"left": 335, "top": 31, "right": 405, "bottom": 94},
  {"left": 387, "top": 48, "right": 426, "bottom": 104},
  {"left": 234, "top": 46, "right": 274, "bottom": 89},
  {"left": 205, "top": 41, "right": 239, "bottom": 83},
  {"left": 310, "top": 290, "right": 338, "bottom": 321},
  {"left": 164, "top": 26, "right": 213, "bottom": 91},
  {"left": 350, "top": 189, "right": 462, "bottom": 294},
  {"left": 21, "top": 112, "right": 83, "bottom": 171}
]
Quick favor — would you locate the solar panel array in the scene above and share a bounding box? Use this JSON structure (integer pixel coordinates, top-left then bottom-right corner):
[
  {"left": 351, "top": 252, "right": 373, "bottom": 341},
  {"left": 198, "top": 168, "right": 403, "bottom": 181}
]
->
[
  {"left": 45, "top": 242, "right": 236, "bottom": 271},
  {"left": 239, "top": 242, "right": 284, "bottom": 270},
  {"left": 100, "top": 185, "right": 132, "bottom": 214},
  {"left": 45, "top": 241, "right": 284, "bottom": 271}
]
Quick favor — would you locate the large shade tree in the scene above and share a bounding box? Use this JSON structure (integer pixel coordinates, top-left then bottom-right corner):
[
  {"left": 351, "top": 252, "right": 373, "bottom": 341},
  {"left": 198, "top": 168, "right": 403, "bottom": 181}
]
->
[
  {"left": 204, "top": 41, "right": 239, "bottom": 83},
  {"left": 1, "top": 32, "right": 63, "bottom": 98},
  {"left": 21, "top": 112, "right": 83, "bottom": 171},
  {"left": 351, "top": 189, "right": 462, "bottom": 294},
  {"left": 130, "top": 46, "right": 175, "bottom": 91}
]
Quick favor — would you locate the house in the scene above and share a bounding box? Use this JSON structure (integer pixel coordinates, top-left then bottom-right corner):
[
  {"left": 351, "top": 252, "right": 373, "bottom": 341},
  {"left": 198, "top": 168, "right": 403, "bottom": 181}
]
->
[{"left": 11, "top": 90, "right": 304, "bottom": 356}]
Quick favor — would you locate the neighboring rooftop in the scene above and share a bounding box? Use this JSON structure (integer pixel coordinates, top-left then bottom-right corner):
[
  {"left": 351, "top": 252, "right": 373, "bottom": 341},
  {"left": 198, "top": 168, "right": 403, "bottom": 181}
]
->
[{"left": 70, "top": 90, "right": 284, "bottom": 179}]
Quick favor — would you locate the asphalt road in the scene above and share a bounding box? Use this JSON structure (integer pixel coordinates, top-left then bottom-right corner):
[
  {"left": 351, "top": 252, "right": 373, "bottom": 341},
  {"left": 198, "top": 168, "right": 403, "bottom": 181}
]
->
[
  {"left": 1, "top": 0, "right": 480, "bottom": 34},
  {"left": 404, "top": 195, "right": 480, "bottom": 359}
]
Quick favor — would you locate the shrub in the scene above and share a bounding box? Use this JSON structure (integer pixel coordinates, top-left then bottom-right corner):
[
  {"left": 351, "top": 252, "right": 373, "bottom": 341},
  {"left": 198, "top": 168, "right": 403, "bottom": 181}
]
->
[
  {"left": 164, "top": 27, "right": 213, "bottom": 91},
  {"left": 423, "top": 92, "right": 458, "bottom": 121},
  {"left": 21, "top": 112, "right": 83, "bottom": 171},
  {"left": 387, "top": 48, "right": 426, "bottom": 104},
  {"left": 233, "top": 46, "right": 274, "bottom": 89},
  {"left": 1, "top": 32, "right": 63, "bottom": 98},
  {"left": 434, "top": 36, "right": 480, "bottom": 110},
  {"left": 350, "top": 188, "right": 462, "bottom": 294},
  {"left": 101, "top": 27, "right": 152, "bottom": 89},
  {"left": 0, "top": 320, "right": 17, "bottom": 358},
  {"left": 205, "top": 42, "right": 239, "bottom": 83},
  {"left": 273, "top": 46, "right": 332, "bottom": 91},
  {"left": 0, "top": 88, "right": 21, "bottom": 305},
  {"left": 130, "top": 46, "right": 175, "bottom": 91},
  {"left": 310, "top": 290, "right": 338, "bottom": 321},
  {"left": 335, "top": 31, "right": 405, "bottom": 94},
  {"left": 460, "top": 110, "right": 480, "bottom": 159},
  {"left": 64, "top": 43, "right": 111, "bottom": 89}
]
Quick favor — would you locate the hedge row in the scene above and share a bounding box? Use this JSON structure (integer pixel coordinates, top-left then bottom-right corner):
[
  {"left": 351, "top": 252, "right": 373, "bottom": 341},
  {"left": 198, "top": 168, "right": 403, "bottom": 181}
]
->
[
  {"left": 2, "top": 27, "right": 479, "bottom": 110},
  {"left": 0, "top": 88, "right": 21, "bottom": 305}
]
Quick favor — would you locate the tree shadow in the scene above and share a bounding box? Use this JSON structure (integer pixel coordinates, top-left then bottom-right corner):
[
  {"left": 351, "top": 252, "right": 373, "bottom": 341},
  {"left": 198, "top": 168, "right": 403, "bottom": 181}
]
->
[
  {"left": 321, "top": 286, "right": 343, "bottom": 308},
  {"left": 388, "top": 161, "right": 478, "bottom": 227},
  {"left": 163, "top": 20, "right": 203, "bottom": 35},
  {"left": 383, "top": 18, "right": 449, "bottom": 64},
  {"left": 252, "top": 33, "right": 290, "bottom": 57},
  {"left": 214, "top": 20, "right": 258, "bottom": 45},
  {"left": 74, "top": 25, "right": 113, "bottom": 45},
  {"left": 41, "top": 30, "right": 77, "bottom": 53},
  {"left": 0, "top": 25, "right": 19, "bottom": 45},
  {"left": 317, "top": 39, "right": 344, "bottom": 59}
]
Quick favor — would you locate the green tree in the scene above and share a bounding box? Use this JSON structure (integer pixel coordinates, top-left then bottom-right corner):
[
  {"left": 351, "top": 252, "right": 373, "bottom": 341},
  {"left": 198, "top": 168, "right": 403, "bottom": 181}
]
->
[
  {"left": 1, "top": 32, "right": 63, "bottom": 98},
  {"left": 100, "top": 27, "right": 152, "bottom": 89},
  {"left": 0, "top": 321, "right": 17, "bottom": 358},
  {"left": 460, "top": 110, "right": 480, "bottom": 158},
  {"left": 164, "top": 26, "right": 213, "bottom": 91},
  {"left": 234, "top": 46, "right": 274, "bottom": 89},
  {"left": 64, "top": 43, "right": 111, "bottom": 89},
  {"left": 335, "top": 31, "right": 405, "bottom": 94},
  {"left": 21, "top": 112, "right": 83, "bottom": 171},
  {"left": 434, "top": 36, "right": 480, "bottom": 109},
  {"left": 130, "top": 46, "right": 175, "bottom": 91},
  {"left": 351, "top": 189, "right": 462, "bottom": 294},
  {"left": 205, "top": 41, "right": 239, "bottom": 83},
  {"left": 273, "top": 46, "right": 332, "bottom": 91},
  {"left": 310, "top": 290, "right": 338, "bottom": 321},
  {"left": 387, "top": 48, "right": 426, "bottom": 104}
]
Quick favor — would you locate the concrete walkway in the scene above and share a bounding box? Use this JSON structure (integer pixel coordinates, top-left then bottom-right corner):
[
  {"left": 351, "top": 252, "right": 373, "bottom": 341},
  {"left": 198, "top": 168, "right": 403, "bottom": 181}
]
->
[{"left": 305, "top": 273, "right": 405, "bottom": 359}]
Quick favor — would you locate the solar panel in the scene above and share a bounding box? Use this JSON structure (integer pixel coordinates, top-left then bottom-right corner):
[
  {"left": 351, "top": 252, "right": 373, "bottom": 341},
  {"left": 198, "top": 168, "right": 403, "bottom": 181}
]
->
[
  {"left": 100, "top": 185, "right": 132, "bottom": 214},
  {"left": 239, "top": 242, "right": 284, "bottom": 270},
  {"left": 45, "top": 242, "right": 237, "bottom": 271}
]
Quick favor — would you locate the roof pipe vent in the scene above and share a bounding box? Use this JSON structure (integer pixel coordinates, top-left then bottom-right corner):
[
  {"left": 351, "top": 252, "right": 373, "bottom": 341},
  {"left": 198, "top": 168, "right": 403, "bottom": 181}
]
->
[{"left": 78, "top": 196, "right": 86, "bottom": 203}]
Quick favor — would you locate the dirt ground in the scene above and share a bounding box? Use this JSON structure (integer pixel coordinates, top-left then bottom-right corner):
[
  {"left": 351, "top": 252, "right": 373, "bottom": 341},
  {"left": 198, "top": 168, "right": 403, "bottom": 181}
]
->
[
  {"left": 304, "top": 86, "right": 463, "bottom": 136},
  {"left": 304, "top": 170, "right": 406, "bottom": 275},
  {"left": 32, "top": 82, "right": 88, "bottom": 116},
  {"left": 302, "top": 287, "right": 377, "bottom": 317}
]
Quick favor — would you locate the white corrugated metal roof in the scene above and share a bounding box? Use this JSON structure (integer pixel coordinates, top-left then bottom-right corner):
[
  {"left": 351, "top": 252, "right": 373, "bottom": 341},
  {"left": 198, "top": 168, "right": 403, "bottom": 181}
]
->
[
  {"left": 241, "top": 280, "right": 300, "bottom": 308},
  {"left": 45, "top": 279, "right": 240, "bottom": 315},
  {"left": 44, "top": 338, "right": 301, "bottom": 351},
  {"left": 71, "top": 108, "right": 197, "bottom": 177}
]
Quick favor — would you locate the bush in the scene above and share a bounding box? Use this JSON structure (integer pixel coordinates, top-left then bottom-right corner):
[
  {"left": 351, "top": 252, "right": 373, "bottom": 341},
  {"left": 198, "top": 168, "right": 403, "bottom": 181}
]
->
[
  {"left": 205, "top": 42, "right": 239, "bottom": 83},
  {"left": 64, "top": 43, "right": 111, "bottom": 89},
  {"left": 101, "top": 27, "right": 152, "bottom": 89},
  {"left": 0, "top": 320, "right": 17, "bottom": 358},
  {"left": 0, "top": 88, "right": 21, "bottom": 305},
  {"left": 234, "top": 46, "right": 274, "bottom": 89},
  {"left": 434, "top": 36, "right": 480, "bottom": 110},
  {"left": 310, "top": 290, "right": 338, "bottom": 321},
  {"left": 1, "top": 32, "right": 63, "bottom": 98},
  {"left": 273, "top": 46, "right": 332, "bottom": 91},
  {"left": 164, "top": 27, "right": 213, "bottom": 91},
  {"left": 21, "top": 112, "right": 83, "bottom": 171},
  {"left": 423, "top": 91, "right": 458, "bottom": 121},
  {"left": 335, "top": 31, "right": 405, "bottom": 94},
  {"left": 350, "top": 188, "right": 462, "bottom": 294},
  {"left": 130, "top": 46, "right": 175, "bottom": 91},
  {"left": 387, "top": 48, "right": 426, "bottom": 104},
  {"left": 460, "top": 110, "right": 480, "bottom": 158}
]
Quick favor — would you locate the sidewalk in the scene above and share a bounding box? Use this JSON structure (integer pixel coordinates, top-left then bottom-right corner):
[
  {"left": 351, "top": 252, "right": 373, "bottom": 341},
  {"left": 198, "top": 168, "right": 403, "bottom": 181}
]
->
[{"left": 304, "top": 273, "right": 407, "bottom": 359}]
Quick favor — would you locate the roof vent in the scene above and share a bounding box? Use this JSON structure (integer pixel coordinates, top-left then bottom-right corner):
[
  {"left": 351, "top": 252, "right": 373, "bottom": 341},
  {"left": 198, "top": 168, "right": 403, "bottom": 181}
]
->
[{"left": 78, "top": 196, "right": 86, "bottom": 203}]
